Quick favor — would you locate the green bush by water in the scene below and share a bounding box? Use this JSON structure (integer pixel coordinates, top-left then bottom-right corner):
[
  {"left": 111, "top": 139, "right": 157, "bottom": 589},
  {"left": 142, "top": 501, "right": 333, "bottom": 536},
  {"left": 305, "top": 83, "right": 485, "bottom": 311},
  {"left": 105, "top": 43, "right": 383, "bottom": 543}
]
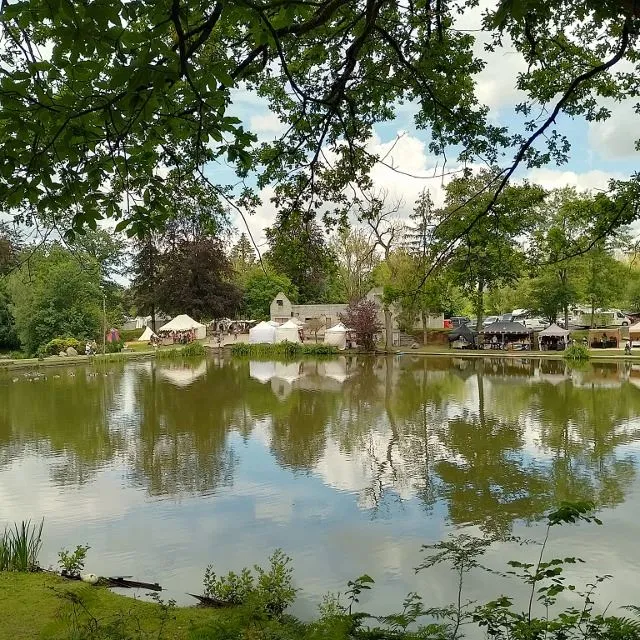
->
[
  {"left": 0, "top": 519, "right": 43, "bottom": 572},
  {"left": 231, "top": 342, "right": 338, "bottom": 357},
  {"left": 181, "top": 342, "right": 207, "bottom": 357},
  {"left": 39, "top": 337, "right": 83, "bottom": 357},
  {"left": 564, "top": 342, "right": 590, "bottom": 361}
]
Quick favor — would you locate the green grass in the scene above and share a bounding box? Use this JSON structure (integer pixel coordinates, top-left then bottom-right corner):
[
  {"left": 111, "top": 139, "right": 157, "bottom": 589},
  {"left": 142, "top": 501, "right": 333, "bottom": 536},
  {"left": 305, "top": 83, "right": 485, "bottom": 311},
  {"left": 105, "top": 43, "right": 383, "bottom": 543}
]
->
[{"left": 0, "top": 572, "right": 224, "bottom": 640}]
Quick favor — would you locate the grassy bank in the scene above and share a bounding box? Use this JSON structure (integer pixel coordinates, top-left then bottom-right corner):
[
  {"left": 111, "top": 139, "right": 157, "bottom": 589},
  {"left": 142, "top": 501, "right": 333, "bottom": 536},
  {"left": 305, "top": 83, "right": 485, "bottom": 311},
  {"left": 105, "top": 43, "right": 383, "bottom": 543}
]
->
[
  {"left": 2, "top": 503, "right": 640, "bottom": 640},
  {"left": 0, "top": 572, "right": 219, "bottom": 640}
]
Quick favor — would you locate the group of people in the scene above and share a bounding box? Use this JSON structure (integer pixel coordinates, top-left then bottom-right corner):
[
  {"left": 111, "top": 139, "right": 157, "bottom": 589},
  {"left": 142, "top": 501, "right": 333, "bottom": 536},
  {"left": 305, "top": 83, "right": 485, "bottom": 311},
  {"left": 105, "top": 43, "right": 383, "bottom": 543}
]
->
[{"left": 162, "top": 330, "right": 196, "bottom": 345}]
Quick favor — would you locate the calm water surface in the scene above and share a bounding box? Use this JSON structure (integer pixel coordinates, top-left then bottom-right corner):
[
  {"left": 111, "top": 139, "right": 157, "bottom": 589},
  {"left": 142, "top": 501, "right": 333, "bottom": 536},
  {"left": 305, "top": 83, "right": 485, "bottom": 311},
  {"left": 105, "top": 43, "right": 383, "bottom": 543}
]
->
[{"left": 1, "top": 355, "right": 640, "bottom": 616}]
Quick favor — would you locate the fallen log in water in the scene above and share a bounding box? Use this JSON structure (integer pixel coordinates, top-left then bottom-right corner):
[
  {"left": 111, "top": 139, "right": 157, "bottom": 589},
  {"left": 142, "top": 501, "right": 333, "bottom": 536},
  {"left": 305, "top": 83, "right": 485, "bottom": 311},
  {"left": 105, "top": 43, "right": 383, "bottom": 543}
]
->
[
  {"left": 187, "top": 593, "right": 234, "bottom": 607},
  {"left": 58, "top": 570, "right": 162, "bottom": 591},
  {"left": 106, "top": 576, "right": 162, "bottom": 591}
]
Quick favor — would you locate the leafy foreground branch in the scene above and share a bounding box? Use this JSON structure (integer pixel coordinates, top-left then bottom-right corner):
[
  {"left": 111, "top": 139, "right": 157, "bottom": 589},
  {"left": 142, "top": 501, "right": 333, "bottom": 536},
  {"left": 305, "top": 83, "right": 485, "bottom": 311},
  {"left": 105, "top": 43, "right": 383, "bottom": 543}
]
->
[{"left": 3, "top": 502, "right": 640, "bottom": 639}]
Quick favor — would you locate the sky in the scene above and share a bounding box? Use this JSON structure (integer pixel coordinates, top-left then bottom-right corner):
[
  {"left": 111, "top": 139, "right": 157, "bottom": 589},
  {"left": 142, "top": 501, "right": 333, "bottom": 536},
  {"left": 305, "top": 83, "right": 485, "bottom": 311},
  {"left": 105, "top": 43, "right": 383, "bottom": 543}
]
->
[{"left": 209, "top": 4, "right": 640, "bottom": 253}]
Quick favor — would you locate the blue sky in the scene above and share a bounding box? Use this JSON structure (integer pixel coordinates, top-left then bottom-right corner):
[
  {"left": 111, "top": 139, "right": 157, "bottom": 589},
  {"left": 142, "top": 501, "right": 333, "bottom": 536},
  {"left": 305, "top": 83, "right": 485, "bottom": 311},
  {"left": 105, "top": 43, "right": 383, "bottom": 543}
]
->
[{"left": 211, "top": 1, "right": 640, "bottom": 248}]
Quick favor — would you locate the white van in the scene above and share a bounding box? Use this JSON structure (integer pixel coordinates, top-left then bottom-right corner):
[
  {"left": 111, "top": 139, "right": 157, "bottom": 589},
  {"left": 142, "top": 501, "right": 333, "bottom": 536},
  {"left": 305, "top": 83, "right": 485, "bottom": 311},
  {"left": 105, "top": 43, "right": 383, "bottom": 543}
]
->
[
  {"left": 510, "top": 309, "right": 548, "bottom": 331},
  {"left": 571, "top": 308, "right": 630, "bottom": 327}
]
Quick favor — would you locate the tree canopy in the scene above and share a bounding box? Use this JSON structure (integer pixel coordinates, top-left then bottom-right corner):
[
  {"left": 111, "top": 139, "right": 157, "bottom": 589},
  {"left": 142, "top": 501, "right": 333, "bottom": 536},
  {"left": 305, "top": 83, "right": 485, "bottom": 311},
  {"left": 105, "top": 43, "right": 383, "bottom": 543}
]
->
[{"left": 0, "top": 0, "right": 637, "bottom": 244}]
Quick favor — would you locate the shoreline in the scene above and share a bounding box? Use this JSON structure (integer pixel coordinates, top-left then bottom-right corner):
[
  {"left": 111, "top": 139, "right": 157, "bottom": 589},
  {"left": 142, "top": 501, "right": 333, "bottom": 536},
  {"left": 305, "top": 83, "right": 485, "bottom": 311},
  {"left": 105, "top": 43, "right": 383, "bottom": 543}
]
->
[{"left": 3, "top": 345, "right": 640, "bottom": 371}]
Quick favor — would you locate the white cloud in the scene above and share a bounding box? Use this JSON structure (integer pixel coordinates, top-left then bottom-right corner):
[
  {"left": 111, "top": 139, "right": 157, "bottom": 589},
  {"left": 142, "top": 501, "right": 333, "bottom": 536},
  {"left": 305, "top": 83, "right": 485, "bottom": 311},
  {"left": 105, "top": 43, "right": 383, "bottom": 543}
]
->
[
  {"left": 526, "top": 167, "right": 620, "bottom": 192},
  {"left": 588, "top": 100, "right": 640, "bottom": 160},
  {"left": 250, "top": 113, "right": 287, "bottom": 139}
]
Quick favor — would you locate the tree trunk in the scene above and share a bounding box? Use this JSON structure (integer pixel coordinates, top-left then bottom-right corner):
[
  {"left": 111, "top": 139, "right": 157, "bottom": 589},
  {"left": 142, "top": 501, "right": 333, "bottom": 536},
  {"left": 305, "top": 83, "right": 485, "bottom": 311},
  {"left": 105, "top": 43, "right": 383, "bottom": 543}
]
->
[
  {"left": 384, "top": 306, "right": 393, "bottom": 349},
  {"left": 151, "top": 302, "right": 156, "bottom": 333},
  {"left": 421, "top": 310, "right": 428, "bottom": 345},
  {"left": 590, "top": 300, "right": 596, "bottom": 328},
  {"left": 475, "top": 281, "right": 485, "bottom": 332},
  {"left": 563, "top": 305, "right": 569, "bottom": 331}
]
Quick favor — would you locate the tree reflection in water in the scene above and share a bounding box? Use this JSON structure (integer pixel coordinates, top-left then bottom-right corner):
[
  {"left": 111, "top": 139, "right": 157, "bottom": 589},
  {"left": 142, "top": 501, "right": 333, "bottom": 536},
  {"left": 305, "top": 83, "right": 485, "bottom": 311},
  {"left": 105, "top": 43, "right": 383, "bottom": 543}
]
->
[{"left": 1, "top": 355, "right": 640, "bottom": 534}]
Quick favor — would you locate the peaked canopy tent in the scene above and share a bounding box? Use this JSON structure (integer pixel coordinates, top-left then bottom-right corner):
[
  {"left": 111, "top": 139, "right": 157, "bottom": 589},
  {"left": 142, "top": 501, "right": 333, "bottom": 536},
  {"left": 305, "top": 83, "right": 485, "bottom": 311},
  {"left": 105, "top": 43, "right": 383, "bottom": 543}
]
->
[
  {"left": 324, "top": 322, "right": 349, "bottom": 350},
  {"left": 137, "top": 326, "right": 157, "bottom": 342},
  {"left": 249, "top": 321, "right": 277, "bottom": 344},
  {"left": 448, "top": 324, "right": 477, "bottom": 349},
  {"left": 275, "top": 319, "right": 301, "bottom": 343},
  {"left": 538, "top": 323, "right": 570, "bottom": 351},
  {"left": 481, "top": 321, "right": 533, "bottom": 351},
  {"left": 158, "top": 314, "right": 206, "bottom": 339},
  {"left": 629, "top": 321, "right": 640, "bottom": 347}
]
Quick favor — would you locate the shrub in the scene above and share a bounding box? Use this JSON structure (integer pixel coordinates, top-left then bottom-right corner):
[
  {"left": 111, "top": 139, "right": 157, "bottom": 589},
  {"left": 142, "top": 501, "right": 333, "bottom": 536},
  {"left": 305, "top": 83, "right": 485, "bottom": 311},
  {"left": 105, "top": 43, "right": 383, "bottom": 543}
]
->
[
  {"left": 182, "top": 342, "right": 207, "bottom": 357},
  {"left": 58, "top": 544, "right": 90, "bottom": 577},
  {"left": 39, "top": 337, "right": 83, "bottom": 357},
  {"left": 105, "top": 338, "right": 125, "bottom": 353},
  {"left": 564, "top": 342, "right": 590, "bottom": 361},
  {"left": 203, "top": 549, "right": 297, "bottom": 619},
  {"left": 119, "top": 328, "right": 145, "bottom": 342}
]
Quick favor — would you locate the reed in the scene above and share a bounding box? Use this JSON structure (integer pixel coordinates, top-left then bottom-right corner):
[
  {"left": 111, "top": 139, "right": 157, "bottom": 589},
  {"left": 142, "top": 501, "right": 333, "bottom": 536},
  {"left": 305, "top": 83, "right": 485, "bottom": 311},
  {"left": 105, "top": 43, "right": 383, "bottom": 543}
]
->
[{"left": 0, "top": 519, "right": 43, "bottom": 572}]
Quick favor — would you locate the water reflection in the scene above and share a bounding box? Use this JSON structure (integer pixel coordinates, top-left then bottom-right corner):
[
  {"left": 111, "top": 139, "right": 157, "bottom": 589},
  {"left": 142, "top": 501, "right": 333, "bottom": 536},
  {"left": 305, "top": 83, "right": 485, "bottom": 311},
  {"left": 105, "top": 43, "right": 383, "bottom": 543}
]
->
[{"left": 1, "top": 355, "right": 640, "bottom": 605}]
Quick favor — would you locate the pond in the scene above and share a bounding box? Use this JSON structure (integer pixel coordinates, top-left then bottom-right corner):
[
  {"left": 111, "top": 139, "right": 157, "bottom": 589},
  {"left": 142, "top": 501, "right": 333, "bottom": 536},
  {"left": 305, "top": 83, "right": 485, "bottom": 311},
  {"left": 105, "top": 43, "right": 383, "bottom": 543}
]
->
[{"left": 1, "top": 355, "right": 640, "bottom": 617}]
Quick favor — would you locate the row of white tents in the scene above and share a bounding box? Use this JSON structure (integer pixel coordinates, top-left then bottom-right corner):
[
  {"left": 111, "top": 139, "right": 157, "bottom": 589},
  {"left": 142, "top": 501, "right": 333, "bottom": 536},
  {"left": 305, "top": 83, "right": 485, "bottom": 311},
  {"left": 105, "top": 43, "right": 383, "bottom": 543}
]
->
[{"left": 248, "top": 320, "right": 351, "bottom": 350}]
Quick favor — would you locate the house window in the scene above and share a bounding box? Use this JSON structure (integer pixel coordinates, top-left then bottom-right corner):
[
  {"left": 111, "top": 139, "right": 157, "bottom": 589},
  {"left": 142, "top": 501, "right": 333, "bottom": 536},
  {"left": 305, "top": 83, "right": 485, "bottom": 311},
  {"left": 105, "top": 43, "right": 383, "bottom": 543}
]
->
[
  {"left": 325, "top": 317, "right": 332, "bottom": 328},
  {"left": 276, "top": 299, "right": 283, "bottom": 307}
]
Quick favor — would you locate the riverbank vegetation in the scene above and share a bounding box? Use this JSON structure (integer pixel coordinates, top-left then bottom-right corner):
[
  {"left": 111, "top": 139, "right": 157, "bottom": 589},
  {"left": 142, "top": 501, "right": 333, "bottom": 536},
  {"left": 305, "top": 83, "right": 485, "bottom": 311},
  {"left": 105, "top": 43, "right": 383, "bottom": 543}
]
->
[
  {"left": 231, "top": 343, "right": 338, "bottom": 357},
  {"left": 2, "top": 503, "right": 640, "bottom": 639}
]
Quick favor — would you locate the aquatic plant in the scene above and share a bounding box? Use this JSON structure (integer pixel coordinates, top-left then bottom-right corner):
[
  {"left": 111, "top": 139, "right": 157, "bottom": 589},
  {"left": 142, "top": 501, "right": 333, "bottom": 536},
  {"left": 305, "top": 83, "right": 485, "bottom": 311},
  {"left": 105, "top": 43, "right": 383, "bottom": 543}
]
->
[
  {"left": 230, "top": 342, "right": 338, "bottom": 357},
  {"left": 181, "top": 342, "right": 207, "bottom": 357},
  {"left": 0, "top": 519, "right": 43, "bottom": 572},
  {"left": 564, "top": 343, "right": 590, "bottom": 361}
]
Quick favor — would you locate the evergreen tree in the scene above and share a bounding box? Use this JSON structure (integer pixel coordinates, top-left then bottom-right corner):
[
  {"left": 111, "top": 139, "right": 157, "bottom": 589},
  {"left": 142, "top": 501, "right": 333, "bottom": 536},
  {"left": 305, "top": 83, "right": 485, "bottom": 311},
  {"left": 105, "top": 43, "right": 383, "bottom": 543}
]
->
[{"left": 265, "top": 211, "right": 337, "bottom": 304}]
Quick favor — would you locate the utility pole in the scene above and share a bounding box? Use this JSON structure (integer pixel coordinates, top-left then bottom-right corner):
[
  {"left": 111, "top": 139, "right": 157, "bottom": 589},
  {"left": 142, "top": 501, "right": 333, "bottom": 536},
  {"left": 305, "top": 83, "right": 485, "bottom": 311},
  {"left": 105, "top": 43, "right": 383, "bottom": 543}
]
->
[{"left": 102, "top": 290, "right": 107, "bottom": 355}]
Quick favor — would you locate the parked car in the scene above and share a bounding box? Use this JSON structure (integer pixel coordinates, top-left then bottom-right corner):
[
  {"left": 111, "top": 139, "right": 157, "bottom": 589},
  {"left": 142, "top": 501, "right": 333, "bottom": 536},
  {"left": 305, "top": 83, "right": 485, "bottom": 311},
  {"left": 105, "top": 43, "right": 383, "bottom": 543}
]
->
[
  {"left": 450, "top": 316, "right": 470, "bottom": 328},
  {"left": 522, "top": 317, "right": 548, "bottom": 331},
  {"left": 483, "top": 315, "right": 499, "bottom": 327}
]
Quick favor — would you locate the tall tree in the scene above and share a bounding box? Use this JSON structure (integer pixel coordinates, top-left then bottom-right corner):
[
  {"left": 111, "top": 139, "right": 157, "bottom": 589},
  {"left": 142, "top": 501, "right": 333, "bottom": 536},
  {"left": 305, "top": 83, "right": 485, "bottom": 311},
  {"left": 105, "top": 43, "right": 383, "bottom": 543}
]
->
[
  {"left": 433, "top": 170, "right": 545, "bottom": 330},
  {"left": 579, "top": 241, "right": 626, "bottom": 327},
  {"left": 362, "top": 189, "right": 405, "bottom": 346},
  {"left": 157, "top": 238, "right": 242, "bottom": 320},
  {"left": 329, "top": 227, "right": 378, "bottom": 302},
  {"left": 8, "top": 245, "right": 102, "bottom": 354},
  {"left": 230, "top": 233, "right": 256, "bottom": 280},
  {"left": 265, "top": 211, "right": 337, "bottom": 304},
  {"left": 130, "top": 234, "right": 161, "bottom": 330},
  {"left": 528, "top": 188, "right": 626, "bottom": 327},
  {"left": 241, "top": 267, "right": 298, "bottom": 321}
]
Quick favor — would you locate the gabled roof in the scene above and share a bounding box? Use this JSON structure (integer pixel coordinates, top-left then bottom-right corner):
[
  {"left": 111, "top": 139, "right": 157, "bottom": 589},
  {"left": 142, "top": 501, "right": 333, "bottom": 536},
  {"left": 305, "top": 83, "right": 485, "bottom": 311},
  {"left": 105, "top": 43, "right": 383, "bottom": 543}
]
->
[
  {"left": 538, "top": 323, "right": 570, "bottom": 337},
  {"left": 481, "top": 321, "right": 532, "bottom": 334},
  {"left": 448, "top": 324, "right": 477, "bottom": 342}
]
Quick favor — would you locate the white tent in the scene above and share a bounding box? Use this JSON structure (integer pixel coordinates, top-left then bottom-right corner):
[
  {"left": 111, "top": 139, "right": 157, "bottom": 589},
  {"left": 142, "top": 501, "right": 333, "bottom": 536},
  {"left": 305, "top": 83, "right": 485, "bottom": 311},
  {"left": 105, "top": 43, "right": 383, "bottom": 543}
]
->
[
  {"left": 275, "top": 319, "right": 301, "bottom": 343},
  {"left": 158, "top": 361, "right": 207, "bottom": 387},
  {"left": 323, "top": 358, "right": 350, "bottom": 383},
  {"left": 158, "top": 314, "right": 207, "bottom": 339},
  {"left": 137, "top": 326, "right": 157, "bottom": 342},
  {"left": 249, "top": 321, "right": 277, "bottom": 344},
  {"left": 249, "top": 360, "right": 277, "bottom": 383},
  {"left": 268, "top": 320, "right": 280, "bottom": 327},
  {"left": 324, "top": 323, "right": 349, "bottom": 350},
  {"left": 629, "top": 321, "right": 640, "bottom": 347},
  {"left": 274, "top": 362, "right": 302, "bottom": 383}
]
